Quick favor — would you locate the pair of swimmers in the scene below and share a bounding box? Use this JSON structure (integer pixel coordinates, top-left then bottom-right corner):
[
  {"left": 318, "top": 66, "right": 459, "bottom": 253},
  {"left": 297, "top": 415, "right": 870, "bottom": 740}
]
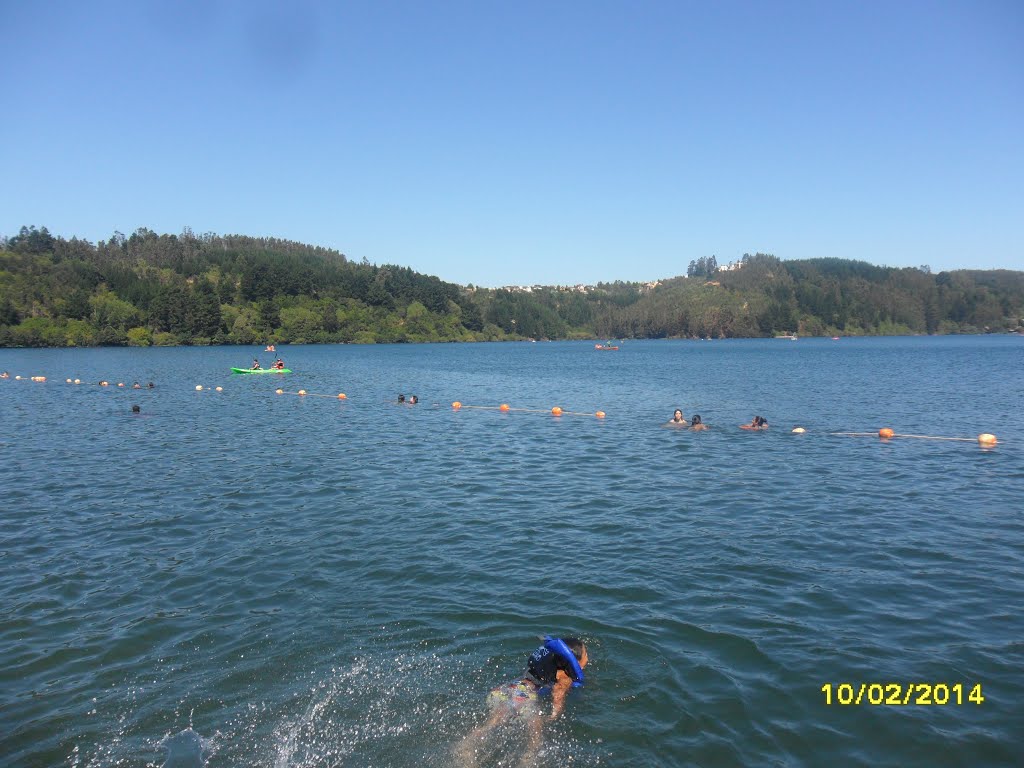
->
[
  {"left": 250, "top": 358, "right": 285, "bottom": 370},
  {"left": 669, "top": 411, "right": 768, "bottom": 430},
  {"left": 457, "top": 635, "right": 588, "bottom": 767},
  {"left": 668, "top": 410, "right": 708, "bottom": 430},
  {"left": 397, "top": 394, "right": 418, "bottom": 404}
]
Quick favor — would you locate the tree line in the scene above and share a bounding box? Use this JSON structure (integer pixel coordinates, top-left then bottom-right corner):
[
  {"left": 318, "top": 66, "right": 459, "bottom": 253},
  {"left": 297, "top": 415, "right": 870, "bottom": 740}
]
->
[{"left": 1, "top": 226, "right": 1021, "bottom": 347}]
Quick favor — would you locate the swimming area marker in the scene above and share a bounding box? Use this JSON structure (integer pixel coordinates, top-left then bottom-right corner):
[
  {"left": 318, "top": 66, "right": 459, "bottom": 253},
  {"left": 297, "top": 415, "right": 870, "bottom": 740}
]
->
[{"left": 0, "top": 373, "right": 997, "bottom": 444}]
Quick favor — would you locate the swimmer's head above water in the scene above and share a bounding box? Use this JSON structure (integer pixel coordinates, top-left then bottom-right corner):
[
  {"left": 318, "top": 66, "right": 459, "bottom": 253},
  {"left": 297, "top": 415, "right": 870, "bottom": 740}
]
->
[
  {"left": 458, "top": 634, "right": 591, "bottom": 764},
  {"left": 525, "top": 636, "right": 587, "bottom": 690}
]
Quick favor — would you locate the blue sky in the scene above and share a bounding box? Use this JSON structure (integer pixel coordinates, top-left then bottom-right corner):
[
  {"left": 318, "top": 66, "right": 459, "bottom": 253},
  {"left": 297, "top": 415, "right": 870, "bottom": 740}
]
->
[{"left": 1, "top": 1, "right": 1021, "bottom": 287}]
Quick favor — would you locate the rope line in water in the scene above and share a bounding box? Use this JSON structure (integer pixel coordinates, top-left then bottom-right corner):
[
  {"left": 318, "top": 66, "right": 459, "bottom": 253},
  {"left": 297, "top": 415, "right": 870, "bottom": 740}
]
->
[
  {"left": 2, "top": 376, "right": 999, "bottom": 443},
  {"left": 274, "top": 389, "right": 347, "bottom": 399},
  {"left": 828, "top": 430, "right": 996, "bottom": 446},
  {"left": 451, "top": 402, "right": 605, "bottom": 418},
  {"left": 890, "top": 434, "right": 976, "bottom": 442}
]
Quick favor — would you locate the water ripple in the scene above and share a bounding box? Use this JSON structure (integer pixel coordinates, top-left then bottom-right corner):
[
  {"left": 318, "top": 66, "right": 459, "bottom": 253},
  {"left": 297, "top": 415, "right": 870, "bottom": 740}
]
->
[{"left": 0, "top": 338, "right": 1021, "bottom": 767}]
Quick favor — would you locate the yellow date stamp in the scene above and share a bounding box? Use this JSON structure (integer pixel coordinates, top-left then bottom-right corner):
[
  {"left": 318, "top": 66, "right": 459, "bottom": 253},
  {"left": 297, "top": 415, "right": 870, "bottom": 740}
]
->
[{"left": 821, "top": 683, "right": 984, "bottom": 706}]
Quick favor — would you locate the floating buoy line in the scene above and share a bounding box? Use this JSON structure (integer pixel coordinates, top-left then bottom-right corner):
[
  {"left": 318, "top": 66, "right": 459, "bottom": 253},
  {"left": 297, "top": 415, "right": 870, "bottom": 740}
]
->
[
  {"left": 275, "top": 389, "right": 347, "bottom": 399},
  {"left": 826, "top": 428, "right": 997, "bottom": 447},
  {"left": 450, "top": 402, "right": 605, "bottom": 418},
  {"left": 0, "top": 374, "right": 1000, "bottom": 446}
]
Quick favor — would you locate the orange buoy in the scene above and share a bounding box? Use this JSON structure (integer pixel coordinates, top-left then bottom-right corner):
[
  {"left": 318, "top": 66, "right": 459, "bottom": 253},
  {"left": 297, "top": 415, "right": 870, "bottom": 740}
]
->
[
  {"left": 338, "top": 393, "right": 347, "bottom": 399},
  {"left": 275, "top": 389, "right": 284, "bottom": 395},
  {"left": 978, "top": 433, "right": 997, "bottom": 447},
  {"left": 879, "top": 428, "right": 894, "bottom": 439},
  {"left": 215, "top": 386, "right": 223, "bottom": 392},
  {"left": 499, "top": 403, "right": 510, "bottom": 412},
  {"left": 452, "top": 401, "right": 462, "bottom": 409},
  {"left": 595, "top": 411, "right": 606, "bottom": 419},
  {"left": 298, "top": 389, "right": 307, "bottom": 396},
  {"left": 551, "top": 406, "right": 563, "bottom": 416}
]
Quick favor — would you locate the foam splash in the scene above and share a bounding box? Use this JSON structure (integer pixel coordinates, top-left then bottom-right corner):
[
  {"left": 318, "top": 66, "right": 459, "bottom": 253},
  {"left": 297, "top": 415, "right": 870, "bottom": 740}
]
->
[
  {"left": 266, "top": 651, "right": 599, "bottom": 767},
  {"left": 160, "top": 729, "right": 208, "bottom": 768}
]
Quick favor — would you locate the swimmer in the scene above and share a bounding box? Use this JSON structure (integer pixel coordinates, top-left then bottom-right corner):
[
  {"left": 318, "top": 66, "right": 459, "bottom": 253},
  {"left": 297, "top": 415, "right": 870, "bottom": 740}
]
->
[
  {"left": 0, "top": 371, "right": 9, "bottom": 378},
  {"left": 251, "top": 358, "right": 261, "bottom": 370},
  {"left": 397, "top": 394, "right": 405, "bottom": 403},
  {"left": 132, "top": 382, "right": 141, "bottom": 389},
  {"left": 690, "top": 414, "right": 709, "bottom": 431},
  {"left": 147, "top": 382, "right": 155, "bottom": 388},
  {"left": 132, "top": 405, "right": 141, "bottom": 414},
  {"left": 740, "top": 415, "right": 768, "bottom": 430},
  {"left": 99, "top": 380, "right": 109, "bottom": 386},
  {"left": 666, "top": 409, "right": 687, "bottom": 426},
  {"left": 265, "top": 344, "right": 276, "bottom": 352},
  {"left": 455, "top": 636, "right": 588, "bottom": 768},
  {"left": 409, "top": 394, "right": 418, "bottom": 404}
]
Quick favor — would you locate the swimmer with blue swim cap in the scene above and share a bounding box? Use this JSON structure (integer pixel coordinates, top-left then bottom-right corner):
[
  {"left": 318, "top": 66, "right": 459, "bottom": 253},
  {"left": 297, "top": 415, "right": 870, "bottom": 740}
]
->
[{"left": 456, "top": 636, "right": 588, "bottom": 767}]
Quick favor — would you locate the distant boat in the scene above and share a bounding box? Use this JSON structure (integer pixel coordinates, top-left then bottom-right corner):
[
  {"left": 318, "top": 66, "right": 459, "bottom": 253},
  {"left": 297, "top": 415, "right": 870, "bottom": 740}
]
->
[
  {"left": 775, "top": 333, "right": 798, "bottom": 340},
  {"left": 595, "top": 341, "right": 620, "bottom": 350},
  {"left": 831, "top": 336, "right": 840, "bottom": 340}
]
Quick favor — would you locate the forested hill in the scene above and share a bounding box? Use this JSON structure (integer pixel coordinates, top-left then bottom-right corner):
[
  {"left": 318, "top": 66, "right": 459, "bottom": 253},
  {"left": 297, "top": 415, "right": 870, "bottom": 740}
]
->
[{"left": 1, "top": 225, "right": 1021, "bottom": 347}]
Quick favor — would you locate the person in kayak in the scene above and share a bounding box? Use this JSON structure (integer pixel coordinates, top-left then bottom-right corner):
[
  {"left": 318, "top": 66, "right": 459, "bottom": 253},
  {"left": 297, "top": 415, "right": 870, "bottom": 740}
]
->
[
  {"left": 251, "top": 358, "right": 261, "bottom": 370},
  {"left": 273, "top": 358, "right": 285, "bottom": 370},
  {"left": 690, "top": 414, "right": 709, "bottom": 431},
  {"left": 456, "top": 636, "right": 588, "bottom": 767}
]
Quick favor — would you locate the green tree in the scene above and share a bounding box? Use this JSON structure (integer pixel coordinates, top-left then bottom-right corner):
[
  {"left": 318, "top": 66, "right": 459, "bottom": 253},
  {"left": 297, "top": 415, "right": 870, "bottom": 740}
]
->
[
  {"left": 322, "top": 301, "right": 340, "bottom": 333},
  {"left": 126, "top": 327, "right": 153, "bottom": 346},
  {"left": 258, "top": 300, "right": 280, "bottom": 334}
]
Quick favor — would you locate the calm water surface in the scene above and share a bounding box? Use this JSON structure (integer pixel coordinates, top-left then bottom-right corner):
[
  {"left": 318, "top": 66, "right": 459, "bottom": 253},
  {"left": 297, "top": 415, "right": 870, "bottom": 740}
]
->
[{"left": 1, "top": 337, "right": 1022, "bottom": 767}]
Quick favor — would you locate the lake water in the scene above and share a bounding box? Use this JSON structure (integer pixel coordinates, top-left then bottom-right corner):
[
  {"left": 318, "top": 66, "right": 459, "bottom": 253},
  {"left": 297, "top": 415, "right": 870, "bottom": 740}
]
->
[{"left": 1, "top": 337, "right": 1022, "bottom": 767}]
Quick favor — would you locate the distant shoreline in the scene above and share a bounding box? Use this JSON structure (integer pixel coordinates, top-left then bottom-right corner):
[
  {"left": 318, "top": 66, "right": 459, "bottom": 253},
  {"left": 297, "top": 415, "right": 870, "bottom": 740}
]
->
[{"left": 3, "top": 229, "right": 1022, "bottom": 347}]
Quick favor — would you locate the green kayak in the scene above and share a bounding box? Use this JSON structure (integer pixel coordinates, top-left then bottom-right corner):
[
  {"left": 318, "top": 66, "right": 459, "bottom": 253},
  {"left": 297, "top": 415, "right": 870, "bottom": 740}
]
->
[{"left": 231, "top": 367, "right": 292, "bottom": 374}]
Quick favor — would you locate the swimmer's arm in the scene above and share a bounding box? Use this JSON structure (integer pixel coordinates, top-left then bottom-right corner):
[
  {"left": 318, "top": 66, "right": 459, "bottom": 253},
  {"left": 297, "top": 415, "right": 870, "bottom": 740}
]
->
[
  {"left": 548, "top": 678, "right": 572, "bottom": 721},
  {"left": 549, "top": 685, "right": 567, "bottom": 720}
]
